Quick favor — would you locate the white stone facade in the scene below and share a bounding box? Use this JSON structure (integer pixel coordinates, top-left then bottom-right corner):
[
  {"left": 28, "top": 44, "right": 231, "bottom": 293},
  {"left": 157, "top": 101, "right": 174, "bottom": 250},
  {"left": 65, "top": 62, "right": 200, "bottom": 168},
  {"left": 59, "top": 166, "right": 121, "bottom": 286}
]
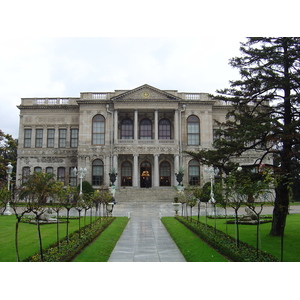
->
[{"left": 16, "top": 84, "right": 270, "bottom": 189}]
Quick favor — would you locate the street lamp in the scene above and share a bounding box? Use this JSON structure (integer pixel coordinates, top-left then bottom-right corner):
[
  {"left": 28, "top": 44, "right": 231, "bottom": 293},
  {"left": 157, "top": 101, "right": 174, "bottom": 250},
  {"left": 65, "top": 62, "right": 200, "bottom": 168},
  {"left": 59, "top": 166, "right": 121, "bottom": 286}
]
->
[
  {"left": 73, "top": 167, "right": 87, "bottom": 196},
  {"left": 205, "top": 166, "right": 219, "bottom": 231},
  {"left": 205, "top": 166, "right": 219, "bottom": 204},
  {"left": 4, "top": 162, "right": 13, "bottom": 215}
]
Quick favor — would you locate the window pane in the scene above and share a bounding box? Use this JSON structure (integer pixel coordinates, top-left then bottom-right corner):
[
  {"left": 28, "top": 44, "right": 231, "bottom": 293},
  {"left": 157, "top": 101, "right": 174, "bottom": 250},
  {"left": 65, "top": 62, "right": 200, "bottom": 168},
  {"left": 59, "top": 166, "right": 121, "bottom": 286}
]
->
[
  {"left": 47, "top": 129, "right": 55, "bottom": 148},
  {"left": 59, "top": 129, "right": 67, "bottom": 148},
  {"left": 140, "top": 118, "right": 152, "bottom": 139},
  {"left": 159, "top": 118, "right": 171, "bottom": 139},
  {"left": 24, "top": 129, "right": 32, "bottom": 148},
  {"left": 93, "top": 115, "right": 105, "bottom": 145},
  {"left": 71, "top": 129, "right": 78, "bottom": 147},
  {"left": 35, "top": 129, "right": 43, "bottom": 148}
]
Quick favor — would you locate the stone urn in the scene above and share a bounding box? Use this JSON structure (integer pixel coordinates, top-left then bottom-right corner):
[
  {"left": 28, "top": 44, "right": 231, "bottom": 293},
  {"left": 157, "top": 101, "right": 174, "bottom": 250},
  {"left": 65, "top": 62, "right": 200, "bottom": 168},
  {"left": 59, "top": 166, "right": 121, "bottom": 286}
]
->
[
  {"left": 172, "top": 201, "right": 181, "bottom": 215},
  {"left": 175, "top": 172, "right": 184, "bottom": 186},
  {"left": 106, "top": 202, "right": 115, "bottom": 216},
  {"left": 109, "top": 172, "right": 117, "bottom": 186}
]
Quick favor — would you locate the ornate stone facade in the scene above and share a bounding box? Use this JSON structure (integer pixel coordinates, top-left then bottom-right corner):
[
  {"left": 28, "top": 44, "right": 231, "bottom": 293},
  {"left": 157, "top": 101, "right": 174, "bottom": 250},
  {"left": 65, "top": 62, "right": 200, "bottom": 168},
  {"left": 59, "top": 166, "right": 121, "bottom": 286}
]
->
[{"left": 16, "top": 84, "right": 271, "bottom": 189}]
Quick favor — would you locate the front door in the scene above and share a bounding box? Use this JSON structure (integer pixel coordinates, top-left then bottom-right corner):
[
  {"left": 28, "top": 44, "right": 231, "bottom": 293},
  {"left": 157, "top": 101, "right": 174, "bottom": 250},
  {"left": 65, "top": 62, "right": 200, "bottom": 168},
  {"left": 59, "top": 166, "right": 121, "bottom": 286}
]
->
[{"left": 140, "top": 161, "right": 151, "bottom": 188}]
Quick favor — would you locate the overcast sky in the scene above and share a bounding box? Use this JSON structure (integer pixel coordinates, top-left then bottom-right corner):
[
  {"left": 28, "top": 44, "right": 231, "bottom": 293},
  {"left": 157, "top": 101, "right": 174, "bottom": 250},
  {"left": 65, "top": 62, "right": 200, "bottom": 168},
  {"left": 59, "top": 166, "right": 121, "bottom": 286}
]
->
[
  {"left": 0, "top": 0, "right": 297, "bottom": 140},
  {"left": 0, "top": 36, "right": 244, "bottom": 139}
]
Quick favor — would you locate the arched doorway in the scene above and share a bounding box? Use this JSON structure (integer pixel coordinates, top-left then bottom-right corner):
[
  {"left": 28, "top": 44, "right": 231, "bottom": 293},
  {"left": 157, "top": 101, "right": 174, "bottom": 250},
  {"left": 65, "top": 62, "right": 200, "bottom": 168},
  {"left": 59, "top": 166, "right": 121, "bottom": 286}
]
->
[{"left": 140, "top": 161, "right": 151, "bottom": 188}]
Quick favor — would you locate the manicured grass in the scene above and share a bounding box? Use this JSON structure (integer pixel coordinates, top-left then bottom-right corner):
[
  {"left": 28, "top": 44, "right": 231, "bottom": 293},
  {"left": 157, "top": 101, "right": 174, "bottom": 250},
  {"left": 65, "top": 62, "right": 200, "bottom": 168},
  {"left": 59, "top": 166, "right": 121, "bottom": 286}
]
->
[
  {"left": 161, "top": 217, "right": 228, "bottom": 262},
  {"left": 163, "top": 213, "right": 300, "bottom": 262},
  {"left": 72, "top": 217, "right": 129, "bottom": 262},
  {"left": 201, "top": 214, "right": 300, "bottom": 262},
  {"left": 0, "top": 215, "right": 107, "bottom": 262}
]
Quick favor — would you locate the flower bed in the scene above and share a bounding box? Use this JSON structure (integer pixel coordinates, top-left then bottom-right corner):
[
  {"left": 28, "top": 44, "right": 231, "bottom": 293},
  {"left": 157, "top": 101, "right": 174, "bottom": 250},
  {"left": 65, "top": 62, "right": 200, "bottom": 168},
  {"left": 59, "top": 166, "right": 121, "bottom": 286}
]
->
[
  {"left": 175, "top": 216, "right": 278, "bottom": 262},
  {"left": 23, "top": 217, "right": 115, "bottom": 262}
]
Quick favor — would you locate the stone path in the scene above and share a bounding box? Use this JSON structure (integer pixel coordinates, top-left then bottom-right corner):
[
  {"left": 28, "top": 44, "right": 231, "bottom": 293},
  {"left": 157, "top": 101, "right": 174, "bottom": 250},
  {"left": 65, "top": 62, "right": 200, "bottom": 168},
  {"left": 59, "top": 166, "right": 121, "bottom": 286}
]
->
[{"left": 108, "top": 203, "right": 186, "bottom": 262}]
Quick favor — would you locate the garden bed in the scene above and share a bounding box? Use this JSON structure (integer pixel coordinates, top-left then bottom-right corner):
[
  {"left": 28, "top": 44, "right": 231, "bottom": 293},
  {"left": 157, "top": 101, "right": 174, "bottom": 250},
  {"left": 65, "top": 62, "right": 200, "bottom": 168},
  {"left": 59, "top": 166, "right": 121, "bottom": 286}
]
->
[
  {"left": 23, "top": 217, "right": 115, "bottom": 262},
  {"left": 175, "top": 216, "right": 279, "bottom": 262}
]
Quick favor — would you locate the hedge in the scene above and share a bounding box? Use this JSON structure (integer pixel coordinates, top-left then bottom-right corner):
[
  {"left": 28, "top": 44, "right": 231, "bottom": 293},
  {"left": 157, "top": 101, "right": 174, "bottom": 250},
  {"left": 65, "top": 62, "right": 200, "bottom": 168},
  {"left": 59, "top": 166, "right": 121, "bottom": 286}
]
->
[
  {"left": 23, "top": 217, "right": 115, "bottom": 262},
  {"left": 175, "top": 216, "right": 279, "bottom": 262}
]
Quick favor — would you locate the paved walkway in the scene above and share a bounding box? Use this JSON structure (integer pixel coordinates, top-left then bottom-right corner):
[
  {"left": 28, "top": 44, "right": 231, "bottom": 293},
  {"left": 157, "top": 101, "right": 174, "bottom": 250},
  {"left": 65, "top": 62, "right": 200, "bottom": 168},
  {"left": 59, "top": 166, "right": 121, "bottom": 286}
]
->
[{"left": 108, "top": 202, "right": 186, "bottom": 262}]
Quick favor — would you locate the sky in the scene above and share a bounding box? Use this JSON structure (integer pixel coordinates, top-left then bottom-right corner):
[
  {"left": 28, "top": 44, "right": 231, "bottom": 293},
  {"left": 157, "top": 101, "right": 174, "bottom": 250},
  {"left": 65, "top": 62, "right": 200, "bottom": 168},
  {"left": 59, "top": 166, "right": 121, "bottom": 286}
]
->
[
  {"left": 1, "top": 0, "right": 298, "bottom": 294},
  {"left": 1, "top": 0, "right": 297, "bottom": 140},
  {"left": 0, "top": 36, "right": 244, "bottom": 139}
]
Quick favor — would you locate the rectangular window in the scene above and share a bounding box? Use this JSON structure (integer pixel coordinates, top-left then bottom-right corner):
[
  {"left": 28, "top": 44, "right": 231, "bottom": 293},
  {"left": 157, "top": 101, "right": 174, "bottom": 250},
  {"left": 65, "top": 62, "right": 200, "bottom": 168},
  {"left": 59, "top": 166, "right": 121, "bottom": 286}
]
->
[
  {"left": 71, "top": 129, "right": 78, "bottom": 148},
  {"left": 69, "top": 167, "right": 77, "bottom": 187},
  {"left": 47, "top": 129, "right": 55, "bottom": 148},
  {"left": 35, "top": 129, "right": 43, "bottom": 148},
  {"left": 24, "top": 129, "right": 32, "bottom": 148},
  {"left": 59, "top": 129, "right": 67, "bottom": 148}
]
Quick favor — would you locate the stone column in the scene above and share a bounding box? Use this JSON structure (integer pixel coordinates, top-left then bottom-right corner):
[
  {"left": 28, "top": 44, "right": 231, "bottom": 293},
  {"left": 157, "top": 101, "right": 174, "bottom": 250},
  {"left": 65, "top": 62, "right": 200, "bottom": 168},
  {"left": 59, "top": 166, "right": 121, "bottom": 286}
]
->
[
  {"left": 154, "top": 109, "right": 158, "bottom": 141},
  {"left": 174, "top": 154, "right": 180, "bottom": 185},
  {"left": 113, "top": 154, "right": 118, "bottom": 187},
  {"left": 134, "top": 109, "right": 138, "bottom": 141},
  {"left": 133, "top": 154, "right": 139, "bottom": 187},
  {"left": 114, "top": 109, "right": 118, "bottom": 143},
  {"left": 154, "top": 154, "right": 159, "bottom": 187},
  {"left": 174, "top": 109, "right": 179, "bottom": 141}
]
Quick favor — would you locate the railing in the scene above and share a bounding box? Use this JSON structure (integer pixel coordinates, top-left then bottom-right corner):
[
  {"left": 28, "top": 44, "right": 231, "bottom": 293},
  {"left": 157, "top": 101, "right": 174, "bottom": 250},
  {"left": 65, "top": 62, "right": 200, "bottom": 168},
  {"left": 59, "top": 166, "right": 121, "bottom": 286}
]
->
[
  {"left": 35, "top": 98, "right": 73, "bottom": 105},
  {"left": 117, "top": 139, "right": 176, "bottom": 145}
]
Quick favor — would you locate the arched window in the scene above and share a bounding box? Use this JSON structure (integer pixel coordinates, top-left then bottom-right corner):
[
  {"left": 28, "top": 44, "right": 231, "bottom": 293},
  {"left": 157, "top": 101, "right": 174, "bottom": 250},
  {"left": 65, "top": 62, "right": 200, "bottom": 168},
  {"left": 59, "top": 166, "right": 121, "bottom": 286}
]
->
[
  {"left": 121, "top": 118, "right": 133, "bottom": 139},
  {"left": 57, "top": 167, "right": 65, "bottom": 184},
  {"left": 92, "top": 159, "right": 104, "bottom": 186},
  {"left": 46, "top": 167, "right": 53, "bottom": 174},
  {"left": 159, "top": 161, "right": 171, "bottom": 186},
  {"left": 188, "top": 159, "right": 200, "bottom": 186},
  {"left": 187, "top": 115, "right": 200, "bottom": 145},
  {"left": 92, "top": 115, "right": 105, "bottom": 145},
  {"left": 34, "top": 167, "right": 42, "bottom": 173},
  {"left": 121, "top": 161, "right": 132, "bottom": 186},
  {"left": 159, "top": 118, "right": 171, "bottom": 139},
  {"left": 22, "top": 167, "right": 30, "bottom": 183},
  {"left": 140, "top": 118, "right": 152, "bottom": 139}
]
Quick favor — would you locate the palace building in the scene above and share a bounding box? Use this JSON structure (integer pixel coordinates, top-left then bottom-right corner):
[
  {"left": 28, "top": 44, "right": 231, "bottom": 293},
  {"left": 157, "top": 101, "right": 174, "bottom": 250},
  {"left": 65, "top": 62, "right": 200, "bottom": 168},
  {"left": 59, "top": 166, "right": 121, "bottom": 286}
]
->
[{"left": 16, "top": 84, "right": 269, "bottom": 189}]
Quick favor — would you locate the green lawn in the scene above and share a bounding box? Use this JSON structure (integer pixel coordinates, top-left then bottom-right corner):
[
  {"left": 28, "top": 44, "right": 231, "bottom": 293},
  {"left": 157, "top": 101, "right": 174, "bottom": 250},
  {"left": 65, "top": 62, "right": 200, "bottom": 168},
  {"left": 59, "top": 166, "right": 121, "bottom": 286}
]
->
[
  {"left": 0, "top": 215, "right": 113, "bottom": 262},
  {"left": 72, "top": 217, "right": 129, "bottom": 262},
  {"left": 161, "top": 217, "right": 228, "bottom": 262},
  {"left": 164, "top": 213, "right": 300, "bottom": 262}
]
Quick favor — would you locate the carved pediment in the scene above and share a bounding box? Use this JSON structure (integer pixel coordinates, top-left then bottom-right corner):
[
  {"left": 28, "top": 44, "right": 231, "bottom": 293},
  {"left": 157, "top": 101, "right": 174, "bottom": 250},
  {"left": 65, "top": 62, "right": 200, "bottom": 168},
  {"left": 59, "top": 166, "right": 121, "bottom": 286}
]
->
[{"left": 111, "top": 84, "right": 182, "bottom": 102}]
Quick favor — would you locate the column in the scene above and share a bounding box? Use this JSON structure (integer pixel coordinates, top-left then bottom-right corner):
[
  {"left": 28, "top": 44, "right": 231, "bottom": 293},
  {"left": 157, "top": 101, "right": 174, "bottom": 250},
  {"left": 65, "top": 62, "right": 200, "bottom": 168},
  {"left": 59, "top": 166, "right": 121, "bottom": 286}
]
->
[
  {"left": 174, "top": 154, "right": 179, "bottom": 185},
  {"left": 114, "top": 109, "right": 118, "bottom": 143},
  {"left": 134, "top": 109, "right": 138, "bottom": 141},
  {"left": 154, "top": 109, "right": 158, "bottom": 141},
  {"left": 154, "top": 154, "right": 159, "bottom": 187},
  {"left": 113, "top": 154, "right": 118, "bottom": 187},
  {"left": 133, "top": 154, "right": 139, "bottom": 187},
  {"left": 174, "top": 109, "right": 179, "bottom": 141}
]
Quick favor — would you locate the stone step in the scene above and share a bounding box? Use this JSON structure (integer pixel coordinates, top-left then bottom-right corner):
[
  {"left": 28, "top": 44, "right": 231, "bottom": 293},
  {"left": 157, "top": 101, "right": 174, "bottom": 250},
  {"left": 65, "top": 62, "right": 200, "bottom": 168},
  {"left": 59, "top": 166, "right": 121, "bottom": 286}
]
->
[{"left": 115, "top": 188, "right": 177, "bottom": 202}]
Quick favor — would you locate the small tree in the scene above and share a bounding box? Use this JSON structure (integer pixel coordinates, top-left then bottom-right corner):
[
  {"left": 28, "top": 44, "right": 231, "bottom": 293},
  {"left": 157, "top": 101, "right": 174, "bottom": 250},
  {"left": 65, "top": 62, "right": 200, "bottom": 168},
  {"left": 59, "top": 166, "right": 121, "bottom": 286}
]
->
[{"left": 19, "top": 172, "right": 57, "bottom": 261}]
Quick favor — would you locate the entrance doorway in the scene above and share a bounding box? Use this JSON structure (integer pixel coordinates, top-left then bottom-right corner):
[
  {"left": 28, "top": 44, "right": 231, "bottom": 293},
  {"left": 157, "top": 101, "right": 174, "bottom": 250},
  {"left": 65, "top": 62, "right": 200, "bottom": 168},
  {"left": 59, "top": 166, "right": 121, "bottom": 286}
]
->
[{"left": 140, "top": 161, "right": 152, "bottom": 188}]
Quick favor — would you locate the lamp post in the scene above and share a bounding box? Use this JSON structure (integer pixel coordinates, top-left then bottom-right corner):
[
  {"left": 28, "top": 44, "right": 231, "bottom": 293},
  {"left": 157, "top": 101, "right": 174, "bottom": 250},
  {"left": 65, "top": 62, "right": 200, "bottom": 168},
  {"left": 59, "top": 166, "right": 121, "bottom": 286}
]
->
[
  {"left": 73, "top": 167, "right": 87, "bottom": 196},
  {"left": 205, "top": 166, "right": 219, "bottom": 231},
  {"left": 4, "top": 162, "right": 13, "bottom": 215}
]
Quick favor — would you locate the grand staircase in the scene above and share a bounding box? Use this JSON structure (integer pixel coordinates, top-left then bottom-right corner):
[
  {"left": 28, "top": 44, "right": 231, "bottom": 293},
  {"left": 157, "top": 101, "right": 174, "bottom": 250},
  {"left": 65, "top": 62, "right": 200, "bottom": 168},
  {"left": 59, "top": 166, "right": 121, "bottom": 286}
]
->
[{"left": 115, "top": 187, "right": 176, "bottom": 203}]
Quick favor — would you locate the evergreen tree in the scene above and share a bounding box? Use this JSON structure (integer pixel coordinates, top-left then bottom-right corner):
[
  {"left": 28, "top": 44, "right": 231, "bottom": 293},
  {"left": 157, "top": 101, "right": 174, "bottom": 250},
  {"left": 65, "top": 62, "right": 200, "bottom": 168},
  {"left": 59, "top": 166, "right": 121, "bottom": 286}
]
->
[{"left": 187, "top": 37, "right": 300, "bottom": 236}]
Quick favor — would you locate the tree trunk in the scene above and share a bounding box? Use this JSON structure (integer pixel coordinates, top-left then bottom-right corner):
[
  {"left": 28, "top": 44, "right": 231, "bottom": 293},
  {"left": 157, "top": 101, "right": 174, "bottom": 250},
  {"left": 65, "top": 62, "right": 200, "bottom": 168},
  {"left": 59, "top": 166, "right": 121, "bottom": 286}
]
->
[
  {"left": 15, "top": 220, "right": 20, "bottom": 262},
  {"left": 270, "top": 180, "right": 289, "bottom": 236}
]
